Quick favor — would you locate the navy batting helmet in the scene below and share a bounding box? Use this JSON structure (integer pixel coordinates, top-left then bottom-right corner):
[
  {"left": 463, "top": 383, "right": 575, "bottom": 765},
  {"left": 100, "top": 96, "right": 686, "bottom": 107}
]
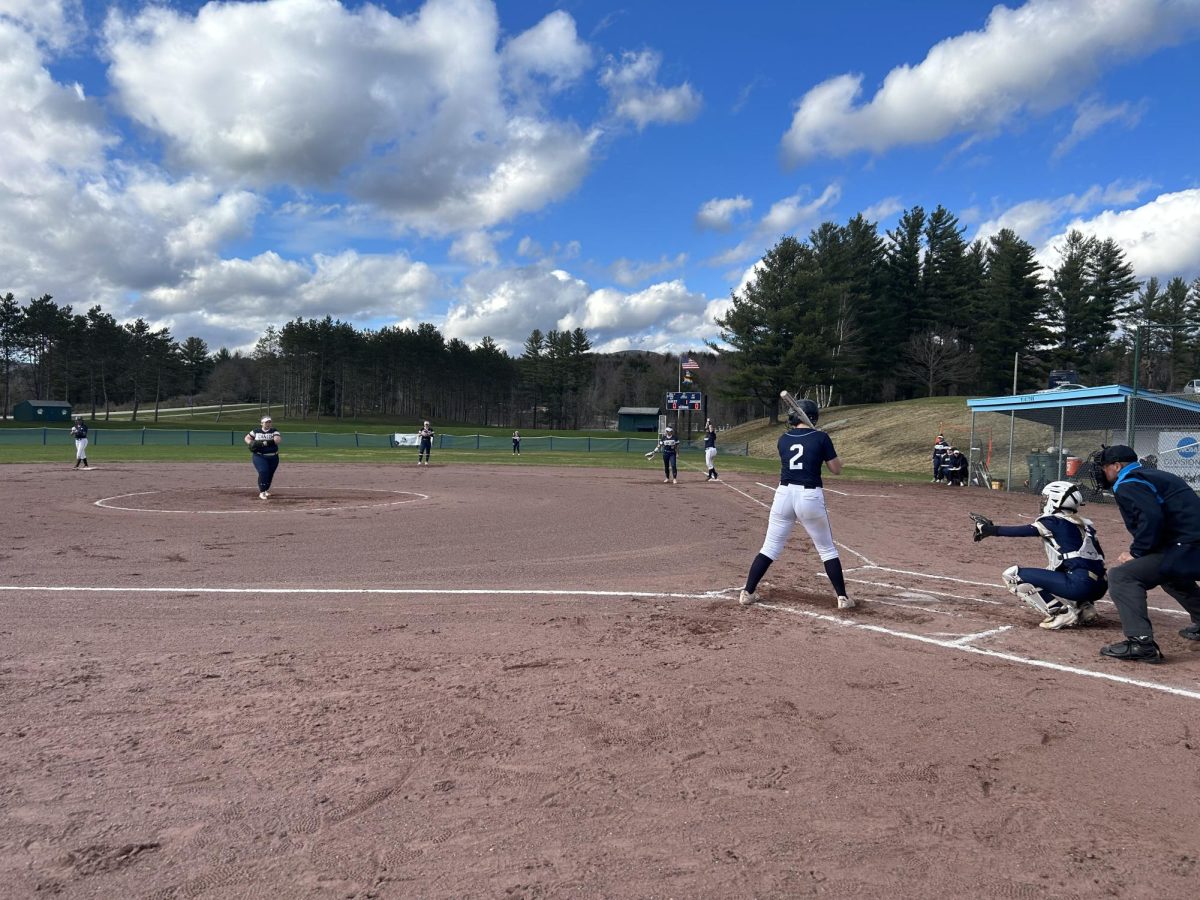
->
[{"left": 787, "top": 399, "right": 819, "bottom": 426}]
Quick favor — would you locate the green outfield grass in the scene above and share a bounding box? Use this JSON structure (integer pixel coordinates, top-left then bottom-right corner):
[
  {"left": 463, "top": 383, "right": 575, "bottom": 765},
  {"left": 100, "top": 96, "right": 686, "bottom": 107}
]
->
[{"left": 0, "top": 408, "right": 928, "bottom": 483}]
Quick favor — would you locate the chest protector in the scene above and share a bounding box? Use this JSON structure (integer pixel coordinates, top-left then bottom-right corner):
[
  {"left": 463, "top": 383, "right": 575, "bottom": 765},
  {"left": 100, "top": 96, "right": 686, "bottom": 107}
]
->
[{"left": 1032, "top": 515, "right": 1103, "bottom": 570}]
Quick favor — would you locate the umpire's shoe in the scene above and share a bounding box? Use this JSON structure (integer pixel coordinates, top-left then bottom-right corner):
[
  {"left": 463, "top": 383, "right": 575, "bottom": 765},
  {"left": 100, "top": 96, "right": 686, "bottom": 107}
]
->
[
  {"left": 1099, "top": 636, "right": 1164, "bottom": 664},
  {"left": 1180, "top": 623, "right": 1200, "bottom": 641}
]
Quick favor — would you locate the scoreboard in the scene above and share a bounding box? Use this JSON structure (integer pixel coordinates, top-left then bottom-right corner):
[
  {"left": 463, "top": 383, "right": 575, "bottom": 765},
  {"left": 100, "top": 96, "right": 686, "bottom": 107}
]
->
[{"left": 666, "top": 391, "right": 702, "bottom": 411}]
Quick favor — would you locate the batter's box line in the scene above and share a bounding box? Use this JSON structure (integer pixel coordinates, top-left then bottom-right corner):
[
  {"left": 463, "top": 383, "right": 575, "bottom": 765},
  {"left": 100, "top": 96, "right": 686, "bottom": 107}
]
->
[{"left": 755, "top": 601, "right": 1200, "bottom": 702}]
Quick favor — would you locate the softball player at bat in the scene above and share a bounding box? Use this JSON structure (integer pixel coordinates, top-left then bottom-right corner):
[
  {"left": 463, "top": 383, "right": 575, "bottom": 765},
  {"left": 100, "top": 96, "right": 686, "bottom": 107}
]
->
[
  {"left": 703, "top": 419, "right": 719, "bottom": 481},
  {"left": 739, "top": 399, "right": 853, "bottom": 610}
]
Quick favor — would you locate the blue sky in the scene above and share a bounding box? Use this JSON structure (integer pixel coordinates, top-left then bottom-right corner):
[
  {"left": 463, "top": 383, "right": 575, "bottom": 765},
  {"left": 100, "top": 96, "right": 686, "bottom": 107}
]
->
[{"left": 2, "top": 0, "right": 1199, "bottom": 355}]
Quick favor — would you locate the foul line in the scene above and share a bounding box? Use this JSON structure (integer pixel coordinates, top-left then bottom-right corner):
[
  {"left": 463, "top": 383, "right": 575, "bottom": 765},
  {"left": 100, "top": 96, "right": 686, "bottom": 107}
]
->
[
  {"left": 759, "top": 602, "right": 1200, "bottom": 701},
  {"left": 0, "top": 584, "right": 725, "bottom": 600}
]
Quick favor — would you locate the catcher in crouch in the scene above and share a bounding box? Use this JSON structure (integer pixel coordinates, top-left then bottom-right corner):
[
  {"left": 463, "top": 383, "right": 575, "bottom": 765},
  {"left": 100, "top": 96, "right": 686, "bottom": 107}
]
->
[{"left": 971, "top": 480, "right": 1107, "bottom": 630}]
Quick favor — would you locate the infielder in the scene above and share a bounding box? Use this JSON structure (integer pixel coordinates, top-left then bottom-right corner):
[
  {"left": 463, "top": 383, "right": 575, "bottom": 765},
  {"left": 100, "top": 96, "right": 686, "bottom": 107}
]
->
[
  {"left": 244, "top": 415, "right": 282, "bottom": 499},
  {"left": 971, "top": 480, "right": 1106, "bottom": 630},
  {"left": 418, "top": 421, "right": 434, "bottom": 465},
  {"left": 70, "top": 416, "right": 90, "bottom": 469},
  {"left": 656, "top": 426, "right": 680, "bottom": 483},
  {"left": 739, "top": 399, "right": 853, "bottom": 610},
  {"left": 703, "top": 419, "right": 719, "bottom": 481}
]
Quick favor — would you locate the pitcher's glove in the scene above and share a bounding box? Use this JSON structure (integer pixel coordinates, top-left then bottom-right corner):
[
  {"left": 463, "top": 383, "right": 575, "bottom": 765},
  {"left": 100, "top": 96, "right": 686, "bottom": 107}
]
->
[{"left": 969, "top": 512, "right": 998, "bottom": 542}]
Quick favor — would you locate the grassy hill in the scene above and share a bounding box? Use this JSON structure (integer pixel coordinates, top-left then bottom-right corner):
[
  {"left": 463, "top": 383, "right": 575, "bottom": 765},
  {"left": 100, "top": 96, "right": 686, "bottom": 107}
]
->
[{"left": 723, "top": 395, "right": 1061, "bottom": 478}]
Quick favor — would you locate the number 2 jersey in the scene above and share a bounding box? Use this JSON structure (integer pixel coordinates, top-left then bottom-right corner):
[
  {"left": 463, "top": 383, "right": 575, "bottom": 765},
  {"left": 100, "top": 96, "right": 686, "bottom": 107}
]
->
[{"left": 777, "top": 427, "right": 837, "bottom": 488}]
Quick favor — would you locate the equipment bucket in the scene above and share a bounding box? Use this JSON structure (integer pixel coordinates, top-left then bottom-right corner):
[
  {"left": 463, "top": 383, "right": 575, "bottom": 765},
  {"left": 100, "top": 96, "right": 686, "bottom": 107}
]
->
[{"left": 1065, "top": 456, "right": 1082, "bottom": 477}]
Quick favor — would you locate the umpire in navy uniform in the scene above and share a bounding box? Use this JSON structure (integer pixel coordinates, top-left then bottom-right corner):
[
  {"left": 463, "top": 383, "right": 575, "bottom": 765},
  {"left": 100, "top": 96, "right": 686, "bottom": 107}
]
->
[{"left": 1093, "top": 444, "right": 1200, "bottom": 664}]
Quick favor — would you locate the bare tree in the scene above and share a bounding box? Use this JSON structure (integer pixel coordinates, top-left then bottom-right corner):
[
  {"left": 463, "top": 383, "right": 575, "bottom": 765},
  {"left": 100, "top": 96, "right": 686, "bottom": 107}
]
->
[{"left": 899, "top": 329, "right": 977, "bottom": 397}]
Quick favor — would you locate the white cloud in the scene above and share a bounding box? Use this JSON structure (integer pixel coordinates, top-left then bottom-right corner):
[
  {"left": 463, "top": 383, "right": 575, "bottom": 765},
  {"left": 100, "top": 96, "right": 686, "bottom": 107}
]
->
[
  {"left": 970, "top": 179, "right": 1155, "bottom": 246},
  {"left": 609, "top": 253, "right": 687, "bottom": 287},
  {"left": 502, "top": 9, "right": 593, "bottom": 96},
  {"left": 105, "top": 0, "right": 599, "bottom": 234},
  {"left": 1054, "top": 95, "right": 1147, "bottom": 158},
  {"left": 759, "top": 183, "right": 841, "bottom": 235},
  {"left": 861, "top": 196, "right": 904, "bottom": 224},
  {"left": 599, "top": 49, "right": 702, "bottom": 129},
  {"left": 449, "top": 231, "right": 502, "bottom": 267},
  {"left": 1038, "top": 188, "right": 1200, "bottom": 280},
  {"left": 443, "top": 266, "right": 718, "bottom": 353},
  {"left": 696, "top": 195, "right": 752, "bottom": 231},
  {"left": 781, "top": 0, "right": 1200, "bottom": 164},
  {"left": 0, "top": 0, "right": 84, "bottom": 49},
  {"left": 135, "top": 250, "right": 440, "bottom": 349}
]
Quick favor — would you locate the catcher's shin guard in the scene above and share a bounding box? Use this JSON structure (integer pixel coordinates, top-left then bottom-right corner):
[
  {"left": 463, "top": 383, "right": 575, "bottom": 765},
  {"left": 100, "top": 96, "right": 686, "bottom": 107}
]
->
[{"left": 1002, "top": 565, "right": 1054, "bottom": 617}]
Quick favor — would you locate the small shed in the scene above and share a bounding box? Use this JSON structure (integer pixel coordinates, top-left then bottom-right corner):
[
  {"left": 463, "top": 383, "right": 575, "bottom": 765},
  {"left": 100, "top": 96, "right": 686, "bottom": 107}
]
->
[
  {"left": 617, "top": 406, "right": 661, "bottom": 433},
  {"left": 13, "top": 400, "right": 73, "bottom": 422}
]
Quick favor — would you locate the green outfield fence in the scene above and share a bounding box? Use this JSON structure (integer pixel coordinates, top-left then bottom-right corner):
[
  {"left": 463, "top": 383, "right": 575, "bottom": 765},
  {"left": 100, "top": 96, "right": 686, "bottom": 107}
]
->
[{"left": 1, "top": 428, "right": 748, "bottom": 456}]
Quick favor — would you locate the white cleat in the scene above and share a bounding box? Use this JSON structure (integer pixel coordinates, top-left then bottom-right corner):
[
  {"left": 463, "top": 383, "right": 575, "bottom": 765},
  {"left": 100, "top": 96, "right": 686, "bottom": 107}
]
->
[
  {"left": 259, "top": 491, "right": 269, "bottom": 500},
  {"left": 837, "top": 596, "right": 855, "bottom": 610},
  {"left": 1039, "top": 605, "right": 1081, "bottom": 630},
  {"left": 738, "top": 589, "right": 756, "bottom": 607}
]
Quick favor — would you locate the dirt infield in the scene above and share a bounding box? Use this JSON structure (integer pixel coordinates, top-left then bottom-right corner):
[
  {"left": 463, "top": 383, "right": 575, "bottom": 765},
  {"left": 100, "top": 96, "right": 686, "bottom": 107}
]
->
[{"left": 2, "top": 460, "right": 1199, "bottom": 899}]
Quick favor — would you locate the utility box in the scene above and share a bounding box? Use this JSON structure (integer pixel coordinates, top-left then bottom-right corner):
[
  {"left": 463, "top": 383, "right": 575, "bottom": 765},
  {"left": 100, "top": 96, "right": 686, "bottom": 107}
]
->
[{"left": 12, "top": 400, "right": 73, "bottom": 422}]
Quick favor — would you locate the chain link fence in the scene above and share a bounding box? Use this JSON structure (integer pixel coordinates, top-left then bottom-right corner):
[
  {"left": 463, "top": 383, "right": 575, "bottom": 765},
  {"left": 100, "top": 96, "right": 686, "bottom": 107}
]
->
[{"left": 967, "top": 387, "right": 1200, "bottom": 499}]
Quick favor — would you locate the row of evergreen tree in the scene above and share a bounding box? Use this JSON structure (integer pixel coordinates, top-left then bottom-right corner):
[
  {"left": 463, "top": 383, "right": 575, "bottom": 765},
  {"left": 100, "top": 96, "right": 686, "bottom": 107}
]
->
[
  {"left": 716, "top": 206, "right": 1200, "bottom": 416},
  {"left": 0, "top": 293, "right": 748, "bottom": 428}
]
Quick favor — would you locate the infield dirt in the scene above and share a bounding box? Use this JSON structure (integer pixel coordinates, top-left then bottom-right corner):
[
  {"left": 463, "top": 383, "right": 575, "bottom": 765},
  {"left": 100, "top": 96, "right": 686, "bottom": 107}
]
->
[{"left": 1, "top": 461, "right": 1198, "bottom": 898}]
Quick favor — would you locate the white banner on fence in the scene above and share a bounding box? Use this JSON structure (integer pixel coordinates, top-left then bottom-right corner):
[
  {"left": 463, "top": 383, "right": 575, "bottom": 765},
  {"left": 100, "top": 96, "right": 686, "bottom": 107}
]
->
[
  {"left": 1156, "top": 431, "right": 1200, "bottom": 485},
  {"left": 393, "top": 433, "right": 420, "bottom": 446}
]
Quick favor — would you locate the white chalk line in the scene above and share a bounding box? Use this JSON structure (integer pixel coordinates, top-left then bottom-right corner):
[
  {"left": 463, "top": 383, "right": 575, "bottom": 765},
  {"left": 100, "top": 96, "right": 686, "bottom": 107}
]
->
[
  {"left": 0, "top": 584, "right": 726, "bottom": 600},
  {"left": 757, "top": 602, "right": 1200, "bottom": 701},
  {"left": 95, "top": 488, "right": 428, "bottom": 514}
]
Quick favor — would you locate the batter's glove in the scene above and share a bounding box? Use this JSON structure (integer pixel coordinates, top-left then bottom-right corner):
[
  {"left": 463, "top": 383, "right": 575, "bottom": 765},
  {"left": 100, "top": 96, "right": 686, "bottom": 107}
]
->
[{"left": 969, "top": 512, "right": 998, "bottom": 542}]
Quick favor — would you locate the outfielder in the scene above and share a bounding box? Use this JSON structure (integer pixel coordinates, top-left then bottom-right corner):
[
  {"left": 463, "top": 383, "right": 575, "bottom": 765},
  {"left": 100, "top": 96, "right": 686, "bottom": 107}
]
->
[
  {"left": 417, "top": 421, "right": 434, "bottom": 465},
  {"left": 970, "top": 480, "right": 1106, "bottom": 629},
  {"left": 70, "top": 416, "right": 90, "bottom": 469},
  {"left": 703, "top": 419, "right": 719, "bottom": 481},
  {"left": 739, "top": 398, "right": 853, "bottom": 611}
]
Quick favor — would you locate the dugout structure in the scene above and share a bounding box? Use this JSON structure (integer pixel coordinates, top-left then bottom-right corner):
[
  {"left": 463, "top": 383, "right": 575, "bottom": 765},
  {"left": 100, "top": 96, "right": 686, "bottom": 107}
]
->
[{"left": 966, "top": 385, "right": 1200, "bottom": 496}]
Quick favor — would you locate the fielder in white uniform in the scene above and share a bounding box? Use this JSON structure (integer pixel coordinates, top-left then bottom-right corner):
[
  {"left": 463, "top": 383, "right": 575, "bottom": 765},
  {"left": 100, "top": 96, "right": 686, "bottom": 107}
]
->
[
  {"left": 703, "top": 419, "right": 719, "bottom": 481},
  {"left": 739, "top": 400, "right": 853, "bottom": 611}
]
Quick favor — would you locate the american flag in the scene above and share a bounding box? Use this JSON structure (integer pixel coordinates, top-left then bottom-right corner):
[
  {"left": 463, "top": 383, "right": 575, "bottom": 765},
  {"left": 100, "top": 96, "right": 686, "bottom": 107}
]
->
[{"left": 681, "top": 355, "right": 700, "bottom": 370}]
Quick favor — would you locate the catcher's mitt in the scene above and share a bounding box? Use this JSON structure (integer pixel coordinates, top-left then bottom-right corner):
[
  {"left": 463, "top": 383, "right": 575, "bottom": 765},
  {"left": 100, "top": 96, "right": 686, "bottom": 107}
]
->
[{"left": 969, "top": 512, "right": 998, "bottom": 542}]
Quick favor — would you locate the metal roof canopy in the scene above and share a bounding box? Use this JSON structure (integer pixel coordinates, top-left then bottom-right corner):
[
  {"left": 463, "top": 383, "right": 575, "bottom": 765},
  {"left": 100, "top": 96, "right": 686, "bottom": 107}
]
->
[{"left": 967, "top": 384, "right": 1200, "bottom": 430}]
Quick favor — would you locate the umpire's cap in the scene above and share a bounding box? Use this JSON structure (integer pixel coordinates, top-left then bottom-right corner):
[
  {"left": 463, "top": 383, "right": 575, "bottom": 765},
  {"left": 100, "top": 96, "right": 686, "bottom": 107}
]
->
[{"left": 1099, "top": 444, "right": 1138, "bottom": 465}]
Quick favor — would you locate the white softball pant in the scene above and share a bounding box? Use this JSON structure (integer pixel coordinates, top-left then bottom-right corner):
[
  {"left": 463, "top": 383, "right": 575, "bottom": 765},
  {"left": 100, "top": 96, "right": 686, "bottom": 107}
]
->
[
  {"left": 75, "top": 437, "right": 88, "bottom": 460},
  {"left": 704, "top": 446, "right": 717, "bottom": 469},
  {"left": 759, "top": 484, "right": 839, "bottom": 562}
]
